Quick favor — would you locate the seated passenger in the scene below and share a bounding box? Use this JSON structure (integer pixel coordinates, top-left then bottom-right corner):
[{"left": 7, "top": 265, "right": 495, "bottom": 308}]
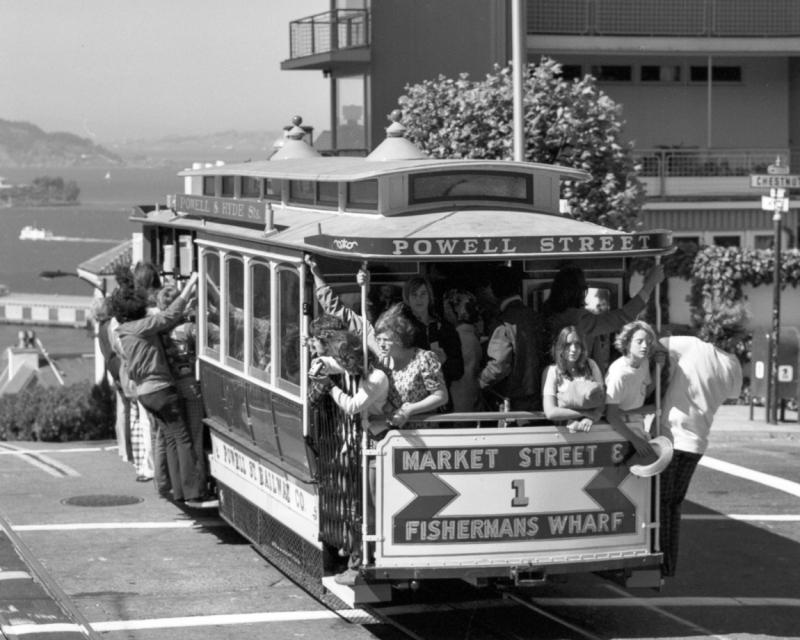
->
[
  {"left": 374, "top": 303, "right": 447, "bottom": 428},
  {"left": 542, "top": 326, "right": 605, "bottom": 433}
]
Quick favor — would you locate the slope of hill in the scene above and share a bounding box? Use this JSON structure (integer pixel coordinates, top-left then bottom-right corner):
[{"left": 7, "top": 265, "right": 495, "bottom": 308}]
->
[
  {"left": 0, "top": 119, "right": 123, "bottom": 167},
  {"left": 108, "top": 129, "right": 283, "bottom": 166}
]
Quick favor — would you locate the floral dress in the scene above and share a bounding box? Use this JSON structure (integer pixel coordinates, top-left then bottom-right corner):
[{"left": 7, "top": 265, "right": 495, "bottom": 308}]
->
[{"left": 386, "top": 349, "right": 446, "bottom": 428}]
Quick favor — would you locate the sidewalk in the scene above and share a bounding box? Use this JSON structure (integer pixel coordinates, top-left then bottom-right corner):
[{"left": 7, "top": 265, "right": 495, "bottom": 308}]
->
[{"left": 710, "top": 402, "right": 799, "bottom": 433}]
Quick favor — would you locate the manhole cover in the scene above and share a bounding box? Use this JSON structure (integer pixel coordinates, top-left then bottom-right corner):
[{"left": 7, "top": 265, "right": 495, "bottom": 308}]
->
[{"left": 61, "top": 495, "right": 144, "bottom": 507}]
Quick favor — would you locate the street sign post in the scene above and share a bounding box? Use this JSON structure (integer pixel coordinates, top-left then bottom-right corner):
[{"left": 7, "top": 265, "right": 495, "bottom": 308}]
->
[{"left": 752, "top": 159, "right": 791, "bottom": 424}]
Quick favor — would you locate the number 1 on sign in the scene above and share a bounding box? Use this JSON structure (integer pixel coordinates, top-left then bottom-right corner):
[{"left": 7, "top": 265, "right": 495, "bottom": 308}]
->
[{"left": 511, "top": 479, "right": 529, "bottom": 507}]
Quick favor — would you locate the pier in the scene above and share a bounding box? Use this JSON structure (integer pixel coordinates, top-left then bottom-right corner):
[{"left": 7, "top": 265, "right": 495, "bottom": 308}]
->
[{"left": 0, "top": 292, "right": 94, "bottom": 328}]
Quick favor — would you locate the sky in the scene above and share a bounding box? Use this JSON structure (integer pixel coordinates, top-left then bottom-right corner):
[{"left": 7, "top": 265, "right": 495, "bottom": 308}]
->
[{"left": 0, "top": 0, "right": 331, "bottom": 143}]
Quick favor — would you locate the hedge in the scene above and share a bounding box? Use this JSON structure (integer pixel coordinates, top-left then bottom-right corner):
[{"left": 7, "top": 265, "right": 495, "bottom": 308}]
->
[
  {"left": 636, "top": 244, "right": 800, "bottom": 360},
  {"left": 0, "top": 380, "right": 115, "bottom": 442}
]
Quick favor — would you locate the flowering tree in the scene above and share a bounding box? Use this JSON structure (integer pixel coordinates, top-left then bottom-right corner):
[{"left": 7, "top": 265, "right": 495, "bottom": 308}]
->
[{"left": 397, "top": 58, "right": 645, "bottom": 231}]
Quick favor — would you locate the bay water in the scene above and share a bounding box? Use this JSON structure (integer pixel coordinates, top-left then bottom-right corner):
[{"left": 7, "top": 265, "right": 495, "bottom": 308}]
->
[{"left": 0, "top": 166, "right": 183, "bottom": 296}]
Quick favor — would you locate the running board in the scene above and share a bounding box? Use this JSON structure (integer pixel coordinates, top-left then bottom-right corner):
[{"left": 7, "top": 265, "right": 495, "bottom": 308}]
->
[{"left": 322, "top": 576, "right": 392, "bottom": 607}]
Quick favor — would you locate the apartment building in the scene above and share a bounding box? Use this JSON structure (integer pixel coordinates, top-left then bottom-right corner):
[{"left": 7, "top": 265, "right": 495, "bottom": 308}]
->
[{"left": 281, "top": 0, "right": 800, "bottom": 250}]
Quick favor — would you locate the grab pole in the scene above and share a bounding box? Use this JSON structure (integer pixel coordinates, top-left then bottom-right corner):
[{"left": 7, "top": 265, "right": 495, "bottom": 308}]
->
[
  {"left": 653, "top": 255, "right": 663, "bottom": 555},
  {"left": 360, "top": 261, "right": 369, "bottom": 372},
  {"left": 359, "top": 260, "right": 370, "bottom": 569}
]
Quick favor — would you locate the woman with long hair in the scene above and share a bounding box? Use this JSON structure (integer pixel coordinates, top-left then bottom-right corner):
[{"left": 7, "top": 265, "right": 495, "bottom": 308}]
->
[
  {"left": 542, "top": 326, "right": 605, "bottom": 432},
  {"left": 402, "top": 276, "right": 463, "bottom": 394}
]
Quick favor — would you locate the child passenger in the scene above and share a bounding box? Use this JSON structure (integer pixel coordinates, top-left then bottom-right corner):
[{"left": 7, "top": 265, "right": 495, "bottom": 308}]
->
[
  {"left": 542, "top": 326, "right": 605, "bottom": 433},
  {"left": 604, "top": 320, "right": 672, "bottom": 475}
]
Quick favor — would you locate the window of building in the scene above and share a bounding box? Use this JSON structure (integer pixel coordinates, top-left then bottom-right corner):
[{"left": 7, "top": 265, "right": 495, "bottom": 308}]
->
[
  {"left": 336, "top": 75, "right": 366, "bottom": 151},
  {"left": 560, "top": 64, "right": 582, "bottom": 81},
  {"left": 276, "top": 267, "right": 300, "bottom": 393},
  {"left": 640, "top": 65, "right": 681, "bottom": 82},
  {"left": 250, "top": 261, "right": 271, "bottom": 382},
  {"left": 225, "top": 256, "right": 245, "bottom": 369},
  {"left": 674, "top": 236, "right": 701, "bottom": 251},
  {"left": 690, "top": 66, "right": 742, "bottom": 83},
  {"left": 202, "top": 176, "right": 216, "bottom": 196},
  {"left": 221, "top": 175, "right": 236, "bottom": 198},
  {"left": 347, "top": 180, "right": 378, "bottom": 210},
  {"left": 712, "top": 235, "right": 741, "bottom": 248},
  {"left": 754, "top": 234, "right": 774, "bottom": 250},
  {"left": 241, "top": 176, "right": 261, "bottom": 199},
  {"left": 202, "top": 251, "right": 221, "bottom": 357},
  {"left": 590, "top": 65, "right": 632, "bottom": 82}
]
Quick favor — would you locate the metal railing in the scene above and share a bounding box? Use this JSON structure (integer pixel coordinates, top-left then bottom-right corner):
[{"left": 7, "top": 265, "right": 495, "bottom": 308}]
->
[
  {"left": 529, "top": 0, "right": 800, "bottom": 36},
  {"left": 634, "top": 148, "right": 792, "bottom": 178},
  {"left": 289, "top": 9, "right": 370, "bottom": 59}
]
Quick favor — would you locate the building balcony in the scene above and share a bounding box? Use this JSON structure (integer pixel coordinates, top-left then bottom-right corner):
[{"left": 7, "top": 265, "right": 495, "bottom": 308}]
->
[
  {"left": 281, "top": 9, "right": 370, "bottom": 72},
  {"left": 634, "top": 147, "right": 800, "bottom": 198}
]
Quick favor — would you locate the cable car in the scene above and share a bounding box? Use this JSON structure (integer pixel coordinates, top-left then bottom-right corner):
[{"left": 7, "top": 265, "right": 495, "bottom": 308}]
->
[{"left": 129, "top": 114, "right": 673, "bottom": 606}]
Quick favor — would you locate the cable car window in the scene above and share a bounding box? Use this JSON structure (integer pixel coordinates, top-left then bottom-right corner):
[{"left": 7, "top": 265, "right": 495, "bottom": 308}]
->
[
  {"left": 317, "top": 181, "right": 338, "bottom": 207},
  {"left": 202, "top": 176, "right": 216, "bottom": 196},
  {"left": 221, "top": 176, "right": 235, "bottom": 197},
  {"left": 289, "top": 180, "right": 315, "bottom": 204},
  {"left": 226, "top": 255, "right": 245, "bottom": 369},
  {"left": 409, "top": 171, "right": 531, "bottom": 204},
  {"left": 276, "top": 267, "right": 300, "bottom": 393},
  {"left": 241, "top": 176, "right": 261, "bottom": 199},
  {"left": 203, "top": 251, "right": 221, "bottom": 357},
  {"left": 347, "top": 180, "right": 378, "bottom": 210},
  {"left": 250, "top": 261, "right": 271, "bottom": 382},
  {"left": 263, "top": 178, "right": 280, "bottom": 200}
]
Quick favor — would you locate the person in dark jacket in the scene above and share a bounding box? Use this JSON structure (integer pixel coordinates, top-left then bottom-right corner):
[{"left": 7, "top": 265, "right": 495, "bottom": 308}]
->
[
  {"left": 478, "top": 266, "right": 543, "bottom": 412},
  {"left": 542, "top": 263, "right": 664, "bottom": 366},
  {"left": 109, "top": 271, "right": 210, "bottom": 506}
]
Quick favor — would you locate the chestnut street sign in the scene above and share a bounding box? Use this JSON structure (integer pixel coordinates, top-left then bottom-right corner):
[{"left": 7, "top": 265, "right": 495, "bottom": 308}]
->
[{"left": 750, "top": 174, "right": 800, "bottom": 189}]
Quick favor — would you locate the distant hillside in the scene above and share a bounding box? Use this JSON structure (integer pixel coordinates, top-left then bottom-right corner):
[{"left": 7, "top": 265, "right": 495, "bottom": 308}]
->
[
  {"left": 0, "top": 119, "right": 123, "bottom": 168},
  {"left": 108, "top": 129, "right": 284, "bottom": 166}
]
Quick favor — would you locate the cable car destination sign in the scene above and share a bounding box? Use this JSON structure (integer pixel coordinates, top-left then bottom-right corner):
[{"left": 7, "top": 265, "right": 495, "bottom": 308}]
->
[
  {"left": 376, "top": 430, "right": 649, "bottom": 560},
  {"left": 305, "top": 231, "right": 670, "bottom": 258}
]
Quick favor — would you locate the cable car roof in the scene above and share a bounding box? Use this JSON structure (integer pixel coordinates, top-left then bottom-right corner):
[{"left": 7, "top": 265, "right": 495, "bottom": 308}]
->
[
  {"left": 150, "top": 203, "right": 672, "bottom": 262},
  {"left": 179, "top": 156, "right": 590, "bottom": 184}
]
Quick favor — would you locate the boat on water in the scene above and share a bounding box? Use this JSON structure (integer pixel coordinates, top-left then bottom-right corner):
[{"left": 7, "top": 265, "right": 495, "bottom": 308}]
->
[{"left": 19, "top": 225, "right": 54, "bottom": 241}]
